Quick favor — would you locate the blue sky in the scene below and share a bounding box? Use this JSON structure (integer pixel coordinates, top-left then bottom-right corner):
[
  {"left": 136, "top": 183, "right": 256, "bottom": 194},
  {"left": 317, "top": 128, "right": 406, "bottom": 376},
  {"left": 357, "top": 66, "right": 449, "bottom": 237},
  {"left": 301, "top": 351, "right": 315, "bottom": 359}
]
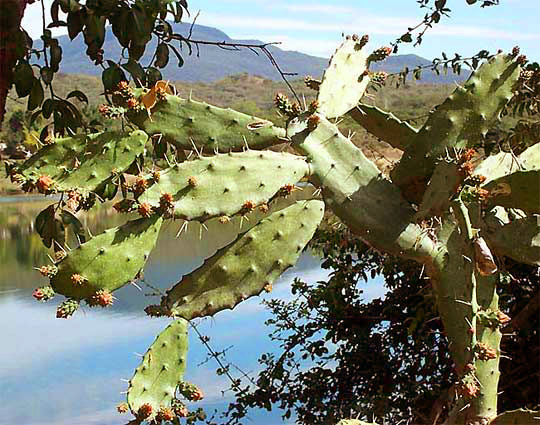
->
[{"left": 22, "top": 0, "right": 540, "bottom": 61}]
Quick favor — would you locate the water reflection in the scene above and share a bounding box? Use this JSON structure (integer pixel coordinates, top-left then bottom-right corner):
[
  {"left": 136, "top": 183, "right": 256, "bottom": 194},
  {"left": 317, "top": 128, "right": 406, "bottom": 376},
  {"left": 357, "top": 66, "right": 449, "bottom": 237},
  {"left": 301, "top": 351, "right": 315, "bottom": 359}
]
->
[
  {"left": 0, "top": 196, "right": 328, "bottom": 424},
  {"left": 0, "top": 196, "right": 384, "bottom": 424}
]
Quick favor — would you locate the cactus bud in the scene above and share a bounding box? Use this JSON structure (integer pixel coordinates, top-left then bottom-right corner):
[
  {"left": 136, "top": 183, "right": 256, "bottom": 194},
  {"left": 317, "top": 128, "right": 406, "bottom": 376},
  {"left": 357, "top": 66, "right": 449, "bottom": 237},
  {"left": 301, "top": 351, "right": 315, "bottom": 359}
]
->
[
  {"left": 371, "top": 71, "right": 388, "bottom": 85},
  {"left": 32, "top": 286, "right": 55, "bottom": 301},
  {"left": 54, "top": 250, "right": 67, "bottom": 263},
  {"left": 37, "top": 265, "right": 58, "bottom": 278},
  {"left": 138, "top": 202, "right": 154, "bottom": 218},
  {"left": 517, "top": 54, "right": 528, "bottom": 65},
  {"left": 279, "top": 183, "right": 297, "bottom": 197},
  {"left": 172, "top": 400, "right": 188, "bottom": 417},
  {"left": 307, "top": 114, "right": 321, "bottom": 131},
  {"left": 116, "top": 402, "right": 129, "bottom": 413},
  {"left": 36, "top": 175, "right": 54, "bottom": 193},
  {"left": 475, "top": 342, "right": 497, "bottom": 360},
  {"left": 157, "top": 406, "right": 175, "bottom": 422},
  {"left": 87, "top": 290, "right": 114, "bottom": 307},
  {"left": 137, "top": 403, "right": 153, "bottom": 419},
  {"left": 70, "top": 273, "right": 87, "bottom": 285},
  {"left": 259, "top": 203, "right": 269, "bottom": 214},
  {"left": 132, "top": 175, "right": 148, "bottom": 195},
  {"left": 56, "top": 299, "right": 79, "bottom": 319},
  {"left": 368, "top": 46, "right": 392, "bottom": 62},
  {"left": 187, "top": 176, "right": 198, "bottom": 187},
  {"left": 511, "top": 46, "right": 520, "bottom": 57},
  {"left": 241, "top": 200, "right": 256, "bottom": 215}
]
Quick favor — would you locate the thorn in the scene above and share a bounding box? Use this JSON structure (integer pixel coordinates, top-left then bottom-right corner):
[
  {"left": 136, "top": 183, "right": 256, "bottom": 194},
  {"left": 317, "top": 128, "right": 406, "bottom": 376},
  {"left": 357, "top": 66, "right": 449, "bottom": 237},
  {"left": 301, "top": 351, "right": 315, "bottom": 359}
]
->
[
  {"left": 459, "top": 403, "right": 470, "bottom": 412},
  {"left": 120, "top": 378, "right": 130, "bottom": 383},
  {"left": 47, "top": 254, "right": 55, "bottom": 264},
  {"left": 243, "top": 135, "right": 250, "bottom": 151},
  {"left": 87, "top": 227, "right": 93, "bottom": 238},
  {"left": 190, "top": 139, "right": 201, "bottom": 157},
  {"left": 134, "top": 352, "right": 144, "bottom": 357},
  {"left": 176, "top": 220, "right": 188, "bottom": 238},
  {"left": 120, "top": 390, "right": 128, "bottom": 394},
  {"left": 455, "top": 299, "right": 472, "bottom": 306},
  {"left": 131, "top": 281, "right": 143, "bottom": 291},
  {"left": 189, "top": 89, "right": 193, "bottom": 101}
]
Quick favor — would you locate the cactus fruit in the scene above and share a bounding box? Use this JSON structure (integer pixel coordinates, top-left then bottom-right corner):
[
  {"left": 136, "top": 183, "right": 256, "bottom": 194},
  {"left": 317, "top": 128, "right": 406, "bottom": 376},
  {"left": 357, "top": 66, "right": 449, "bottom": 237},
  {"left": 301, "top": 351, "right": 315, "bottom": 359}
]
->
[
  {"left": 368, "top": 46, "right": 392, "bottom": 63},
  {"left": 12, "top": 131, "right": 148, "bottom": 195},
  {"left": 56, "top": 299, "right": 79, "bottom": 319},
  {"left": 50, "top": 216, "right": 163, "bottom": 304},
  {"left": 135, "top": 151, "right": 310, "bottom": 221},
  {"left": 156, "top": 200, "right": 324, "bottom": 320},
  {"left": 127, "top": 319, "right": 189, "bottom": 417},
  {"left": 316, "top": 37, "right": 370, "bottom": 119},
  {"left": 390, "top": 53, "right": 522, "bottom": 203},
  {"left": 126, "top": 92, "right": 286, "bottom": 152},
  {"left": 87, "top": 290, "right": 114, "bottom": 307},
  {"left": 32, "top": 286, "right": 55, "bottom": 301}
]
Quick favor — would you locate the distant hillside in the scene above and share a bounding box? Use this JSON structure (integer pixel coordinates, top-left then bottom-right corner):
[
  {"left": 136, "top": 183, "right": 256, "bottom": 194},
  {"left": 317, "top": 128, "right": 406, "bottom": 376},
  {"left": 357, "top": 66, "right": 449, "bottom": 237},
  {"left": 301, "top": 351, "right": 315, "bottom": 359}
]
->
[{"left": 51, "top": 23, "right": 467, "bottom": 84}]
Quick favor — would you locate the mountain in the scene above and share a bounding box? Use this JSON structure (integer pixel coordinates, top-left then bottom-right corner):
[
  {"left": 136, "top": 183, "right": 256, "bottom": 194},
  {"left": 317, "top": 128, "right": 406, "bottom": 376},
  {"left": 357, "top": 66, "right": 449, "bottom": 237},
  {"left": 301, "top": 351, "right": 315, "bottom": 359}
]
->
[{"left": 53, "top": 23, "right": 467, "bottom": 84}]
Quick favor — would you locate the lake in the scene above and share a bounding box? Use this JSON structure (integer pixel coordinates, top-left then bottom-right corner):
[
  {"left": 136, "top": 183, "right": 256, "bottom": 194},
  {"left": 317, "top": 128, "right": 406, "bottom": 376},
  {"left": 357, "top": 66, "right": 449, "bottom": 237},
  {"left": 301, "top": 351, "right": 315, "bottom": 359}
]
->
[{"left": 0, "top": 196, "right": 383, "bottom": 425}]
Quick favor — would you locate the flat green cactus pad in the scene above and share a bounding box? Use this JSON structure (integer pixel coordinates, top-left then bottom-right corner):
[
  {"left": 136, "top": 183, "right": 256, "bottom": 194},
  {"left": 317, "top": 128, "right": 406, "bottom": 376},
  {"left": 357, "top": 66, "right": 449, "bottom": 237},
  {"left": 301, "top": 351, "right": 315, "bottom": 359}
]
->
[
  {"left": 138, "top": 150, "right": 310, "bottom": 220},
  {"left": 391, "top": 53, "right": 521, "bottom": 203},
  {"left": 487, "top": 215, "right": 540, "bottom": 266},
  {"left": 161, "top": 200, "right": 324, "bottom": 319},
  {"left": 127, "top": 319, "right": 188, "bottom": 417},
  {"left": 492, "top": 409, "right": 540, "bottom": 425},
  {"left": 128, "top": 94, "right": 286, "bottom": 151},
  {"left": 485, "top": 170, "right": 540, "bottom": 214},
  {"left": 50, "top": 216, "right": 163, "bottom": 300},
  {"left": 317, "top": 37, "right": 370, "bottom": 119},
  {"left": 14, "top": 131, "right": 148, "bottom": 193},
  {"left": 348, "top": 103, "right": 418, "bottom": 150}
]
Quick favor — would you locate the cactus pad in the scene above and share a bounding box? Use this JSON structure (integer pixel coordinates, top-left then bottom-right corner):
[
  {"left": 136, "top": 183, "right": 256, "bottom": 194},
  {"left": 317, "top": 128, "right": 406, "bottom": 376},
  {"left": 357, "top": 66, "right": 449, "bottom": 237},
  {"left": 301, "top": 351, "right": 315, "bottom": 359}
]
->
[
  {"left": 348, "top": 103, "right": 418, "bottom": 150},
  {"left": 137, "top": 150, "right": 310, "bottom": 221},
  {"left": 485, "top": 170, "right": 540, "bottom": 214},
  {"left": 13, "top": 131, "right": 148, "bottom": 194},
  {"left": 127, "top": 93, "right": 286, "bottom": 151},
  {"left": 391, "top": 53, "right": 521, "bottom": 203},
  {"left": 127, "top": 319, "right": 189, "bottom": 418},
  {"left": 290, "top": 115, "right": 437, "bottom": 260},
  {"left": 317, "top": 37, "right": 370, "bottom": 119},
  {"left": 159, "top": 200, "right": 324, "bottom": 319},
  {"left": 50, "top": 216, "right": 163, "bottom": 301},
  {"left": 492, "top": 409, "right": 540, "bottom": 425}
]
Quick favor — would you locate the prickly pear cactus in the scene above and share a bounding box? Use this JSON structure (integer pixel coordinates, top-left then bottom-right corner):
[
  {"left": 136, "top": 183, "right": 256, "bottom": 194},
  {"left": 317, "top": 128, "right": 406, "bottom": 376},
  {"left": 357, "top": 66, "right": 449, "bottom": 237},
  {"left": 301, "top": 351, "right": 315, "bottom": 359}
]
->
[
  {"left": 135, "top": 150, "right": 310, "bottom": 220},
  {"left": 126, "top": 92, "right": 286, "bottom": 151},
  {"left": 48, "top": 216, "right": 163, "bottom": 305},
  {"left": 127, "top": 319, "right": 189, "bottom": 418},
  {"left": 9, "top": 131, "right": 147, "bottom": 194},
  {"left": 14, "top": 33, "right": 539, "bottom": 425},
  {"left": 156, "top": 200, "right": 324, "bottom": 319}
]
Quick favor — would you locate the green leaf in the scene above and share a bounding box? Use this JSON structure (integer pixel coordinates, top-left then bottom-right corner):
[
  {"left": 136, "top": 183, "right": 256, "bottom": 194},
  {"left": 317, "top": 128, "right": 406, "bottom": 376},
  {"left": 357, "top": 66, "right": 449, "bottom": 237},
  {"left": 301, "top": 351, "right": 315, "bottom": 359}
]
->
[
  {"left": 42, "top": 98, "right": 55, "bottom": 119},
  {"left": 66, "top": 90, "right": 88, "bottom": 104},
  {"left": 67, "top": 10, "right": 84, "bottom": 40},
  {"left": 28, "top": 78, "right": 44, "bottom": 110},
  {"left": 102, "top": 65, "right": 127, "bottom": 91},
  {"left": 145, "top": 67, "right": 162, "bottom": 87},
  {"left": 121, "top": 60, "right": 145, "bottom": 84},
  {"left": 13, "top": 62, "right": 35, "bottom": 97},
  {"left": 400, "top": 33, "right": 413, "bottom": 43},
  {"left": 154, "top": 43, "right": 169, "bottom": 68},
  {"left": 40, "top": 66, "right": 54, "bottom": 85},
  {"left": 50, "top": 41, "right": 62, "bottom": 72}
]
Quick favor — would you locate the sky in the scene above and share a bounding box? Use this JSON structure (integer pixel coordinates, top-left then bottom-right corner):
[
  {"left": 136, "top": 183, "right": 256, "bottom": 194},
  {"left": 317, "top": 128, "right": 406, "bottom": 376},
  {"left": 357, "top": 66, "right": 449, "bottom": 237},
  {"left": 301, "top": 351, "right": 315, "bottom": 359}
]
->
[{"left": 21, "top": 0, "right": 540, "bottom": 61}]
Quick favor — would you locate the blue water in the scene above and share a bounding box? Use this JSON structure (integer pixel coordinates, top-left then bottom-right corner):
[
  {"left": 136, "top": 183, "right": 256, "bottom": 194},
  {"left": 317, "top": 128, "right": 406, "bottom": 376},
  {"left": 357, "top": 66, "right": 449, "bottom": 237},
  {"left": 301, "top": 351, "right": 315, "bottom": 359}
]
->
[{"left": 0, "top": 197, "right": 385, "bottom": 424}]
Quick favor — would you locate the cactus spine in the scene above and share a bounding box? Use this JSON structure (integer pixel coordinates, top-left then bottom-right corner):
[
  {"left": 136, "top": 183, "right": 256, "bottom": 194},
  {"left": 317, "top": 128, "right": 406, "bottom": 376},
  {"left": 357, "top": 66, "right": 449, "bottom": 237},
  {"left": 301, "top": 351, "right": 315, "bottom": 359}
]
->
[{"left": 17, "top": 34, "right": 540, "bottom": 425}]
